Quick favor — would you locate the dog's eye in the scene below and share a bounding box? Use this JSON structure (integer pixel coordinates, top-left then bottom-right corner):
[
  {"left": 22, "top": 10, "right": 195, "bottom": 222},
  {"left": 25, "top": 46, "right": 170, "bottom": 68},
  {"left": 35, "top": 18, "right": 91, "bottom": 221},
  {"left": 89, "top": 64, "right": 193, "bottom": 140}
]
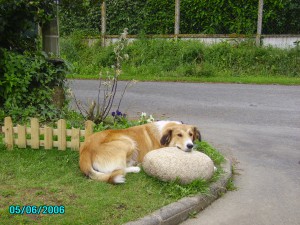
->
[
  {"left": 189, "top": 133, "right": 193, "bottom": 137},
  {"left": 177, "top": 134, "right": 183, "bottom": 137}
]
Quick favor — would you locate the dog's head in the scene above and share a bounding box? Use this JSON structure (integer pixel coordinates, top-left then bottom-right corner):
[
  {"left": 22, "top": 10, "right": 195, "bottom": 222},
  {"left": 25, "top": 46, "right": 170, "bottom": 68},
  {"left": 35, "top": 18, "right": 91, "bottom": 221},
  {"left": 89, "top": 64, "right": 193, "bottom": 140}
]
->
[{"left": 160, "top": 123, "right": 201, "bottom": 152}]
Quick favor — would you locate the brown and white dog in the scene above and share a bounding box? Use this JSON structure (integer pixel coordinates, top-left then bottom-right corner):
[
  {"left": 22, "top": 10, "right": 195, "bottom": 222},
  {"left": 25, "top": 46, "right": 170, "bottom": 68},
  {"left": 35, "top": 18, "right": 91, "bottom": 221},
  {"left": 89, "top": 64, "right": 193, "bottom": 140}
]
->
[{"left": 79, "top": 121, "right": 201, "bottom": 184}]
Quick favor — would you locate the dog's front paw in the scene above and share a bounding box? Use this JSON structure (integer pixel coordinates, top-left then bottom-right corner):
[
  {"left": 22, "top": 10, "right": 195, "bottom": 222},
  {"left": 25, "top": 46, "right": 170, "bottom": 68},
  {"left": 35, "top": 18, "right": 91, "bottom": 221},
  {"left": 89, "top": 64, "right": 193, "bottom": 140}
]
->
[{"left": 125, "top": 166, "right": 141, "bottom": 173}]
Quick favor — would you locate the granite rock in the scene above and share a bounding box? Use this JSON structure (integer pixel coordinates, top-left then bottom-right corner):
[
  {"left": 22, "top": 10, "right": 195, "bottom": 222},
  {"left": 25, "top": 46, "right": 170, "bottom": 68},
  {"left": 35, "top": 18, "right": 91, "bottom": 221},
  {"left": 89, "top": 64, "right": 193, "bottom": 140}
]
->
[{"left": 142, "top": 147, "right": 215, "bottom": 184}]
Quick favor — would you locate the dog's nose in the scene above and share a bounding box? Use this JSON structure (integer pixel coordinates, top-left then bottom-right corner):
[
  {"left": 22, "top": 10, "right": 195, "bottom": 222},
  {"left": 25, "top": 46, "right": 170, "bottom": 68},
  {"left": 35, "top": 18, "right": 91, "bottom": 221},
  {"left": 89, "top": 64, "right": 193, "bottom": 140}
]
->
[{"left": 187, "top": 144, "right": 194, "bottom": 149}]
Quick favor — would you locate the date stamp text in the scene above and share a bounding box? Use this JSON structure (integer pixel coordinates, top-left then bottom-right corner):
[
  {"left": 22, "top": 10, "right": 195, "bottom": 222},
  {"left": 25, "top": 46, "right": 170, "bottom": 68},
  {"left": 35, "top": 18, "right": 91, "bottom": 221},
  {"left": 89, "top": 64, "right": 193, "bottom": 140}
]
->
[{"left": 9, "top": 205, "right": 65, "bottom": 215}]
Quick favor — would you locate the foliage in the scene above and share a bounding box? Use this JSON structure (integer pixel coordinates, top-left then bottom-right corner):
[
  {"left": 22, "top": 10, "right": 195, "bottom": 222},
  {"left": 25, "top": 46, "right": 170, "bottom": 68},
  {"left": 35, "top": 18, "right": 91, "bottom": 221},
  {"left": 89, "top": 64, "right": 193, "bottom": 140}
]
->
[
  {"left": 61, "top": 37, "right": 300, "bottom": 82},
  {"left": 204, "top": 41, "right": 300, "bottom": 77},
  {"left": 0, "top": 49, "right": 68, "bottom": 124},
  {"left": 0, "top": 0, "right": 69, "bottom": 125},
  {"left": 106, "top": 0, "right": 174, "bottom": 35},
  {"left": 263, "top": 0, "right": 300, "bottom": 34},
  {"left": 58, "top": 0, "right": 300, "bottom": 35},
  {"left": 180, "top": 0, "right": 257, "bottom": 34},
  {"left": 60, "top": 31, "right": 115, "bottom": 75},
  {"left": 58, "top": 0, "right": 101, "bottom": 36},
  {"left": 0, "top": 0, "right": 56, "bottom": 52}
]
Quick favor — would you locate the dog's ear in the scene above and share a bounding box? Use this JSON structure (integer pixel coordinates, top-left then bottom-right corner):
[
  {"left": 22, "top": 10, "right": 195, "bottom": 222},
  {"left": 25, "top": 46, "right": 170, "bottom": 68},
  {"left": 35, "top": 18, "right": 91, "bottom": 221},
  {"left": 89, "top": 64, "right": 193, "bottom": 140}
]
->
[
  {"left": 160, "top": 129, "right": 172, "bottom": 146},
  {"left": 193, "top": 127, "right": 201, "bottom": 142}
]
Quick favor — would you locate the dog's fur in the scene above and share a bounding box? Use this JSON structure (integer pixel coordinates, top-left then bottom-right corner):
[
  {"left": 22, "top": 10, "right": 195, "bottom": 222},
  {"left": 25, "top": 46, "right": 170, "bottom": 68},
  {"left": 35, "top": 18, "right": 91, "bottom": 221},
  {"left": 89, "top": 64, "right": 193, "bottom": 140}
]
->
[{"left": 79, "top": 121, "right": 201, "bottom": 184}]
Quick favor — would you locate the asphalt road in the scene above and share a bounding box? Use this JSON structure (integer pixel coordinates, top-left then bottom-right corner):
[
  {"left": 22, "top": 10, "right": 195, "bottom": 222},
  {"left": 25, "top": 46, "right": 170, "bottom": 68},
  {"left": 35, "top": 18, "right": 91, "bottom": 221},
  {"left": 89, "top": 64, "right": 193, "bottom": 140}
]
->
[{"left": 69, "top": 80, "right": 300, "bottom": 225}]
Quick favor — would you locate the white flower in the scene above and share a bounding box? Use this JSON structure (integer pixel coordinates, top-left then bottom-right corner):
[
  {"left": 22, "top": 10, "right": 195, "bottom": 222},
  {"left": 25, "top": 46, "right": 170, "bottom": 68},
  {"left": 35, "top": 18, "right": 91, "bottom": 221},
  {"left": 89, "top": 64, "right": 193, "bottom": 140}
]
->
[
  {"left": 66, "top": 88, "right": 73, "bottom": 97},
  {"left": 141, "top": 112, "right": 147, "bottom": 118},
  {"left": 147, "top": 115, "right": 155, "bottom": 123},
  {"left": 124, "top": 54, "right": 129, "bottom": 60},
  {"left": 115, "top": 69, "right": 122, "bottom": 76}
]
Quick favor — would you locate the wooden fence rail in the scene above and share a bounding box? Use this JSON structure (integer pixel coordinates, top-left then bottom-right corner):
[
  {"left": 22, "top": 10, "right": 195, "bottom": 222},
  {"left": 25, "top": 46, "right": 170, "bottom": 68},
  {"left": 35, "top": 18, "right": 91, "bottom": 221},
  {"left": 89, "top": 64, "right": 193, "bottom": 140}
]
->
[{"left": 1, "top": 117, "right": 94, "bottom": 151}]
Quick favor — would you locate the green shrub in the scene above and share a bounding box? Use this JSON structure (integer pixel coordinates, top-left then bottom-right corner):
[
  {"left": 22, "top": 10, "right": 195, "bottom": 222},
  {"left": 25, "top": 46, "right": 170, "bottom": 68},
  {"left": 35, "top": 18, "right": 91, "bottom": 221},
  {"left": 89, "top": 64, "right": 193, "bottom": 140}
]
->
[
  {"left": 0, "top": 49, "right": 68, "bottom": 124},
  {"left": 0, "top": 0, "right": 56, "bottom": 51},
  {"left": 58, "top": 0, "right": 300, "bottom": 35}
]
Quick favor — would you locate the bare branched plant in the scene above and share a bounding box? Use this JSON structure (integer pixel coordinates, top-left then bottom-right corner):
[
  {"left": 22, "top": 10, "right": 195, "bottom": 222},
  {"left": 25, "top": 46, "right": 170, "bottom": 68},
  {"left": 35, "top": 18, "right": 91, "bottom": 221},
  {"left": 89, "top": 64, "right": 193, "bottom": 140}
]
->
[{"left": 73, "top": 28, "right": 136, "bottom": 124}]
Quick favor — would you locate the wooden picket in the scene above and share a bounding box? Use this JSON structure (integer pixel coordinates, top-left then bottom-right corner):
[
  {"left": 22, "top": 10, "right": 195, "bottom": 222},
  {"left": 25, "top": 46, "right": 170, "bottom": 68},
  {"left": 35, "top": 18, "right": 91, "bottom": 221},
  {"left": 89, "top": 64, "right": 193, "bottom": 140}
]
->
[{"left": 1, "top": 117, "right": 94, "bottom": 151}]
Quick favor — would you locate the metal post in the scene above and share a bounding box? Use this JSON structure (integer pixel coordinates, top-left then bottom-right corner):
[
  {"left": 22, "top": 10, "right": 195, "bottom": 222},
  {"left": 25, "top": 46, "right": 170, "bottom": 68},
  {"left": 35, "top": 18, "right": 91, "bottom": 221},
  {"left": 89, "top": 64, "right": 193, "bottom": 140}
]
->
[
  {"left": 256, "top": 0, "right": 264, "bottom": 47},
  {"left": 56, "top": 0, "right": 60, "bottom": 56},
  {"left": 174, "top": 0, "right": 180, "bottom": 36},
  {"left": 101, "top": 1, "right": 106, "bottom": 47}
]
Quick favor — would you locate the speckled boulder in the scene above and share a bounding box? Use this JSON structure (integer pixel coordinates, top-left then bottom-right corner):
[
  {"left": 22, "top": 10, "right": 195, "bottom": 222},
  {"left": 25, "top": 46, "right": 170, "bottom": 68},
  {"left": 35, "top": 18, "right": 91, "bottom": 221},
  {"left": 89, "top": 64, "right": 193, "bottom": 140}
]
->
[{"left": 142, "top": 147, "right": 215, "bottom": 184}]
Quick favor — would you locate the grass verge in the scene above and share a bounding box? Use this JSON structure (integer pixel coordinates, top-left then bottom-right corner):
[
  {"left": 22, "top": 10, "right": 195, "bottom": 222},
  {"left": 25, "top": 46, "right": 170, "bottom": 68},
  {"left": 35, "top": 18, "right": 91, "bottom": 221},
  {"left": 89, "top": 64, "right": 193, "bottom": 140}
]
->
[
  {"left": 69, "top": 74, "right": 300, "bottom": 85},
  {"left": 61, "top": 36, "right": 300, "bottom": 85},
  {"left": 0, "top": 136, "right": 225, "bottom": 224}
]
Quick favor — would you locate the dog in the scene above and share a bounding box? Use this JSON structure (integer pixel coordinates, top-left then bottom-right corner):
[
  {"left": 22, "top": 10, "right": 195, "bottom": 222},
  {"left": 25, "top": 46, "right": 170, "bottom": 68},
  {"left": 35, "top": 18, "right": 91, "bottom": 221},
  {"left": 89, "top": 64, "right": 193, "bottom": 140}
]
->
[{"left": 79, "top": 121, "right": 201, "bottom": 184}]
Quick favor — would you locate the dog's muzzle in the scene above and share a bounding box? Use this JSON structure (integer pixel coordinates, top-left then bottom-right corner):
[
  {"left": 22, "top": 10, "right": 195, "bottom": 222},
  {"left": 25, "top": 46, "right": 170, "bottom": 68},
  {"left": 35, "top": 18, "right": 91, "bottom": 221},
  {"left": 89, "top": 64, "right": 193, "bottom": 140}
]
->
[
  {"left": 184, "top": 148, "right": 193, "bottom": 152},
  {"left": 177, "top": 145, "right": 193, "bottom": 152}
]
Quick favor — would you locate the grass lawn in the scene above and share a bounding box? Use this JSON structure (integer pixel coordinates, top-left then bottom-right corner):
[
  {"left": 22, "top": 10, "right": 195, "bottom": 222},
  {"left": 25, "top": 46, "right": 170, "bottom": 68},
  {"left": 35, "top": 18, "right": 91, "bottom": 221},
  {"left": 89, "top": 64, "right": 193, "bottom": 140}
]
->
[
  {"left": 68, "top": 73, "right": 300, "bottom": 86},
  {"left": 0, "top": 137, "right": 224, "bottom": 225}
]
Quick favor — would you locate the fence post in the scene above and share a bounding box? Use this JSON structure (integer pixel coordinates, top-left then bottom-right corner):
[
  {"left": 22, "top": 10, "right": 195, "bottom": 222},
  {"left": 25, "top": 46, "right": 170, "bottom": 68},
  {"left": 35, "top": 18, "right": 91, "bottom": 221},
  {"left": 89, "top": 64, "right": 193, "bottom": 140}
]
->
[
  {"left": 4, "top": 117, "right": 14, "bottom": 150},
  {"left": 31, "top": 118, "right": 40, "bottom": 149},
  {"left": 71, "top": 127, "right": 80, "bottom": 151},
  {"left": 101, "top": 1, "right": 106, "bottom": 47},
  {"left": 57, "top": 119, "right": 67, "bottom": 150},
  {"left": 256, "top": 0, "right": 264, "bottom": 47},
  {"left": 85, "top": 120, "right": 94, "bottom": 140},
  {"left": 44, "top": 126, "right": 53, "bottom": 150},
  {"left": 17, "top": 125, "right": 26, "bottom": 148},
  {"left": 174, "top": 0, "right": 180, "bottom": 36}
]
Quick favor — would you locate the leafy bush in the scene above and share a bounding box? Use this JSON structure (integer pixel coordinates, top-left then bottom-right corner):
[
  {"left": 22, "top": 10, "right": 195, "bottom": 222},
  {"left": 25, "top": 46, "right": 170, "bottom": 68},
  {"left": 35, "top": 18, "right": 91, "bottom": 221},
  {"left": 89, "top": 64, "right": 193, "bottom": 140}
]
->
[
  {"left": 59, "top": 0, "right": 300, "bottom": 35},
  {"left": 0, "top": 0, "right": 70, "bottom": 126},
  {"left": 0, "top": 49, "right": 68, "bottom": 123}
]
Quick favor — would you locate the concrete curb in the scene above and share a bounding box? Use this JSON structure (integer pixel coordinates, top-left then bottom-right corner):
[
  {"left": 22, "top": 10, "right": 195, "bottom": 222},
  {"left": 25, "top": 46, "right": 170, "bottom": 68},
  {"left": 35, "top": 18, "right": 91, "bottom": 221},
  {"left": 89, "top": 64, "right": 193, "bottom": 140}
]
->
[{"left": 125, "top": 158, "right": 232, "bottom": 225}]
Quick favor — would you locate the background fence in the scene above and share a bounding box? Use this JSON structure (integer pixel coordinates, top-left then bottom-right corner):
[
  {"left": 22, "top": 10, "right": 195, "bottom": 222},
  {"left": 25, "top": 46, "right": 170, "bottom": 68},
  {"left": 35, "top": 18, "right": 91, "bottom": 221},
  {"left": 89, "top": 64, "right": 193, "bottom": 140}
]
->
[
  {"left": 85, "top": 34, "right": 300, "bottom": 49},
  {"left": 1, "top": 117, "right": 94, "bottom": 151},
  {"left": 59, "top": 0, "right": 300, "bottom": 37}
]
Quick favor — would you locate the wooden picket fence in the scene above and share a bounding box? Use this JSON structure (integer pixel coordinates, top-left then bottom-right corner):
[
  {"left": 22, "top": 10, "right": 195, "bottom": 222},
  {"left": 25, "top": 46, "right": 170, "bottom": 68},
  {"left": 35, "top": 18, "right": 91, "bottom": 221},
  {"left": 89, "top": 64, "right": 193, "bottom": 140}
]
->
[{"left": 1, "top": 117, "right": 94, "bottom": 151}]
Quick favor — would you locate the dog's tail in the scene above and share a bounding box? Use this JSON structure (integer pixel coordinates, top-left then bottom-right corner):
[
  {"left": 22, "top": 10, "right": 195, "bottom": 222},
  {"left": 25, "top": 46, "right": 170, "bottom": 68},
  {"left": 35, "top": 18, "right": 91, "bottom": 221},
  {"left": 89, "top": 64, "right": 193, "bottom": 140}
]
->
[
  {"left": 88, "top": 168, "right": 126, "bottom": 184},
  {"left": 79, "top": 153, "right": 125, "bottom": 184},
  {"left": 79, "top": 141, "right": 126, "bottom": 184}
]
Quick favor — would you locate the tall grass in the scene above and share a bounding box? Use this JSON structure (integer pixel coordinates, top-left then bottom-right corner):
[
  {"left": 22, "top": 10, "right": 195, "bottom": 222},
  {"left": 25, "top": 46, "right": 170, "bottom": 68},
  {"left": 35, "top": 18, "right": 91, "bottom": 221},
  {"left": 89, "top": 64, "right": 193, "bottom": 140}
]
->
[{"left": 60, "top": 35, "right": 300, "bottom": 84}]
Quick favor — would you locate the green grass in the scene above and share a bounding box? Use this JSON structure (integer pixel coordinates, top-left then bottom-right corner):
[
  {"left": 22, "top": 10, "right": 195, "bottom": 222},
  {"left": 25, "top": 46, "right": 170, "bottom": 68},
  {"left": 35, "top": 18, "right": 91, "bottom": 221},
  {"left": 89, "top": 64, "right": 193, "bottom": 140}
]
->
[
  {"left": 62, "top": 37, "right": 300, "bottom": 85},
  {"left": 68, "top": 73, "right": 300, "bottom": 85},
  {"left": 0, "top": 135, "right": 225, "bottom": 225}
]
